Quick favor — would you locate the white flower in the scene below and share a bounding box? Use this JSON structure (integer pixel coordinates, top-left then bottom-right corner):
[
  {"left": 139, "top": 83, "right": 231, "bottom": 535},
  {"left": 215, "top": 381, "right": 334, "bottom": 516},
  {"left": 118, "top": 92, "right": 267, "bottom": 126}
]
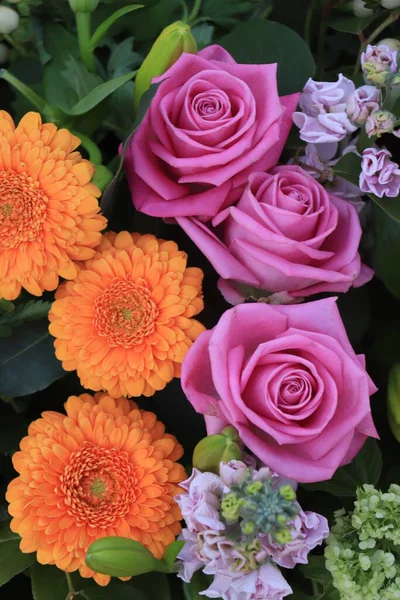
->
[
  {"left": 0, "top": 6, "right": 19, "bottom": 34},
  {"left": 381, "top": 0, "right": 400, "bottom": 9},
  {"left": 353, "top": 0, "right": 374, "bottom": 17}
]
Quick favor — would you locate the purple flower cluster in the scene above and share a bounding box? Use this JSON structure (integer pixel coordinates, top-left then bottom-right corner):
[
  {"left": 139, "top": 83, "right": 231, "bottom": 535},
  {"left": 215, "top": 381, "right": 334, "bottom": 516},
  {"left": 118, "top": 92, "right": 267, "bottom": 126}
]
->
[
  {"left": 176, "top": 461, "right": 329, "bottom": 600},
  {"left": 360, "top": 148, "right": 400, "bottom": 198}
]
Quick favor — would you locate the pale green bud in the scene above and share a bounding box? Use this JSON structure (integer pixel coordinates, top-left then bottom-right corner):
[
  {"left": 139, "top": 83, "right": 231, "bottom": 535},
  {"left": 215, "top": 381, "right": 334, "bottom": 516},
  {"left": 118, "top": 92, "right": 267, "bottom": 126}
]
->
[
  {"left": 353, "top": 0, "right": 374, "bottom": 16},
  {"left": 221, "top": 492, "right": 242, "bottom": 523},
  {"left": 85, "top": 536, "right": 163, "bottom": 577},
  {"left": 378, "top": 38, "right": 400, "bottom": 51},
  {"left": 68, "top": 0, "right": 99, "bottom": 13},
  {"left": 363, "top": 62, "right": 392, "bottom": 86},
  {"left": 279, "top": 485, "right": 296, "bottom": 501},
  {"left": 0, "top": 6, "right": 19, "bottom": 34},
  {"left": 381, "top": 0, "right": 400, "bottom": 9},
  {"left": 275, "top": 528, "right": 292, "bottom": 544},
  {"left": 245, "top": 481, "right": 263, "bottom": 495},
  {"left": 387, "top": 364, "right": 400, "bottom": 442},
  {"left": 241, "top": 520, "right": 255, "bottom": 535},
  {"left": 134, "top": 21, "right": 197, "bottom": 111},
  {"left": 192, "top": 427, "right": 242, "bottom": 474}
]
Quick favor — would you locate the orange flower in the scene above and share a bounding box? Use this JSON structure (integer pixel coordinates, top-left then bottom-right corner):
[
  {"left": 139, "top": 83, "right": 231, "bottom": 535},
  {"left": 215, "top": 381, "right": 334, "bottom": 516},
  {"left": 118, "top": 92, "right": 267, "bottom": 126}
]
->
[
  {"left": 0, "top": 111, "right": 106, "bottom": 300},
  {"left": 49, "top": 231, "right": 205, "bottom": 398},
  {"left": 6, "top": 393, "right": 186, "bottom": 586}
]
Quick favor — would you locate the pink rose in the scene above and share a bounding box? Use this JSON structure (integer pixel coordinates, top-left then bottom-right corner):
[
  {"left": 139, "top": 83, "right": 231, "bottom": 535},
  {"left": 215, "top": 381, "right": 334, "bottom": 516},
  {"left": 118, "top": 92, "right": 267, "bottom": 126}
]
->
[
  {"left": 178, "top": 165, "right": 373, "bottom": 305},
  {"left": 124, "top": 45, "right": 299, "bottom": 220},
  {"left": 181, "top": 299, "right": 378, "bottom": 483}
]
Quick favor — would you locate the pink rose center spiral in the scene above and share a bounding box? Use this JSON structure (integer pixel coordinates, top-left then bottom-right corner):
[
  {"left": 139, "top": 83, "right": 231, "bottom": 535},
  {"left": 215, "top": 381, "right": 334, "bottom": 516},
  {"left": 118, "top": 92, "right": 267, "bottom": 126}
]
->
[{"left": 192, "top": 90, "right": 231, "bottom": 121}]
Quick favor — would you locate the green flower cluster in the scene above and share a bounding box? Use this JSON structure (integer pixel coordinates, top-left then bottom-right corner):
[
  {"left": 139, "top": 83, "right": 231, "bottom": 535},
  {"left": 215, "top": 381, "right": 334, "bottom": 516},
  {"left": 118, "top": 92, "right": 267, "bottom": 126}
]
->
[
  {"left": 325, "top": 484, "right": 400, "bottom": 600},
  {"left": 220, "top": 469, "right": 299, "bottom": 544}
]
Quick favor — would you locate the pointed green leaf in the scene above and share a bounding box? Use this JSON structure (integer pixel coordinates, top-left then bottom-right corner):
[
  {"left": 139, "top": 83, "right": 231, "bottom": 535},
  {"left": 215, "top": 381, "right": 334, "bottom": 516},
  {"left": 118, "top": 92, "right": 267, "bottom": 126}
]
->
[
  {"left": 31, "top": 564, "right": 69, "bottom": 600},
  {"left": 61, "top": 71, "right": 137, "bottom": 116},
  {"left": 162, "top": 540, "right": 184, "bottom": 569},
  {"left": 1, "top": 69, "right": 47, "bottom": 113},
  {"left": 370, "top": 192, "right": 400, "bottom": 223},
  {"left": 90, "top": 5, "right": 144, "bottom": 50},
  {"left": 333, "top": 153, "right": 362, "bottom": 187},
  {"left": 0, "top": 528, "right": 35, "bottom": 587}
]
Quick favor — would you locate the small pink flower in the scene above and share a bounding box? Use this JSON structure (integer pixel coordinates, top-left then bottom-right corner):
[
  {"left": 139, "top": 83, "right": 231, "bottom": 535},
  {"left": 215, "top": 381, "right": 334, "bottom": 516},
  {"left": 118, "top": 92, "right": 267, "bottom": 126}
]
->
[
  {"left": 360, "top": 147, "right": 400, "bottom": 198},
  {"left": 177, "top": 469, "right": 225, "bottom": 533},
  {"left": 346, "top": 85, "right": 381, "bottom": 126},
  {"left": 365, "top": 110, "right": 396, "bottom": 138},
  {"left": 264, "top": 508, "right": 329, "bottom": 568},
  {"left": 292, "top": 75, "right": 357, "bottom": 143},
  {"left": 361, "top": 44, "right": 397, "bottom": 73},
  {"left": 202, "top": 564, "right": 293, "bottom": 600}
]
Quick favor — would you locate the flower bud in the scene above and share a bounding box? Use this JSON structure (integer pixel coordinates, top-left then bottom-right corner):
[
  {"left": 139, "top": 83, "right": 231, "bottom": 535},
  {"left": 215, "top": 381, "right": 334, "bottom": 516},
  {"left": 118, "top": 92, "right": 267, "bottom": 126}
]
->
[
  {"left": 134, "top": 21, "right": 197, "bottom": 111},
  {"left": 381, "top": 0, "right": 400, "bottom": 8},
  {"left": 353, "top": 0, "right": 374, "bottom": 16},
  {"left": 378, "top": 38, "right": 400, "bottom": 51},
  {"left": 86, "top": 536, "right": 162, "bottom": 577},
  {"left": 275, "top": 528, "right": 292, "bottom": 545},
  {"left": 192, "top": 426, "right": 243, "bottom": 474},
  {"left": 346, "top": 85, "right": 381, "bottom": 125},
  {"left": 68, "top": 0, "right": 99, "bottom": 12},
  {"left": 221, "top": 492, "right": 242, "bottom": 523},
  {"left": 365, "top": 110, "right": 396, "bottom": 137},
  {"left": 362, "top": 63, "right": 392, "bottom": 86},
  {"left": 0, "top": 6, "right": 19, "bottom": 34},
  {"left": 279, "top": 485, "right": 296, "bottom": 501},
  {"left": 387, "top": 364, "right": 400, "bottom": 442}
]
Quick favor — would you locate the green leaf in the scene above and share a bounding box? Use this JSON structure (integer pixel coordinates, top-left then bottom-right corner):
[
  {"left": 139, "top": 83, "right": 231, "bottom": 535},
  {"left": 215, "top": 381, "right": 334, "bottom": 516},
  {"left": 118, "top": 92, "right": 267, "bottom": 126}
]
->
[
  {"left": 1, "top": 69, "right": 47, "bottom": 113},
  {"left": 0, "top": 320, "right": 64, "bottom": 397},
  {"left": 375, "top": 204, "right": 400, "bottom": 299},
  {"left": 0, "top": 301, "right": 51, "bottom": 332},
  {"left": 0, "top": 526, "right": 35, "bottom": 587},
  {"left": 31, "top": 564, "right": 69, "bottom": 600},
  {"left": 61, "top": 56, "right": 103, "bottom": 100},
  {"left": 191, "top": 24, "right": 215, "bottom": 50},
  {"left": 300, "top": 556, "right": 332, "bottom": 585},
  {"left": 327, "top": 12, "right": 378, "bottom": 34},
  {"left": 201, "top": 0, "right": 252, "bottom": 28},
  {"left": 162, "top": 541, "right": 184, "bottom": 569},
  {"left": 132, "top": 574, "right": 170, "bottom": 600},
  {"left": 302, "top": 439, "right": 382, "bottom": 497},
  {"left": 0, "top": 522, "right": 19, "bottom": 543},
  {"left": 108, "top": 38, "right": 142, "bottom": 77},
  {"left": 0, "top": 414, "right": 29, "bottom": 455},
  {"left": 43, "top": 24, "right": 81, "bottom": 109},
  {"left": 60, "top": 71, "right": 137, "bottom": 116},
  {"left": 333, "top": 153, "right": 362, "bottom": 187},
  {"left": 79, "top": 580, "right": 149, "bottom": 600},
  {"left": 370, "top": 192, "right": 400, "bottom": 223},
  {"left": 30, "top": 16, "right": 52, "bottom": 65},
  {"left": 183, "top": 571, "right": 213, "bottom": 600},
  {"left": 90, "top": 5, "right": 144, "bottom": 50},
  {"left": 220, "top": 19, "right": 315, "bottom": 95},
  {"left": 100, "top": 82, "right": 161, "bottom": 217}
]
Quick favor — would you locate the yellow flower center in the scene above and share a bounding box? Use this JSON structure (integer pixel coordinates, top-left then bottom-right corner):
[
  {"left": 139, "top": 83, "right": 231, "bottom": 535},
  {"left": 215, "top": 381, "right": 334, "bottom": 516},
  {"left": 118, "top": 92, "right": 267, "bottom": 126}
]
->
[
  {"left": 0, "top": 171, "right": 47, "bottom": 250},
  {"left": 93, "top": 279, "right": 158, "bottom": 348}
]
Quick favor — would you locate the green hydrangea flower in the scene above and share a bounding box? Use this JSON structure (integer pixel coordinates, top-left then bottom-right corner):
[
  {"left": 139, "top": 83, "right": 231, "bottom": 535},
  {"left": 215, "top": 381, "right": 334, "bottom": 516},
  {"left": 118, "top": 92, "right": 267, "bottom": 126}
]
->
[{"left": 325, "top": 484, "right": 400, "bottom": 599}]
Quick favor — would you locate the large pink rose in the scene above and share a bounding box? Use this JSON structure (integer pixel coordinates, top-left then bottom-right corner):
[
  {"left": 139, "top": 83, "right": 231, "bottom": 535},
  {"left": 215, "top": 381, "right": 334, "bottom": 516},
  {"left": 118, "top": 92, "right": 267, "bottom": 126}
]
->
[
  {"left": 178, "top": 165, "right": 373, "bottom": 304},
  {"left": 181, "top": 299, "right": 378, "bottom": 483},
  {"left": 124, "top": 45, "right": 299, "bottom": 220}
]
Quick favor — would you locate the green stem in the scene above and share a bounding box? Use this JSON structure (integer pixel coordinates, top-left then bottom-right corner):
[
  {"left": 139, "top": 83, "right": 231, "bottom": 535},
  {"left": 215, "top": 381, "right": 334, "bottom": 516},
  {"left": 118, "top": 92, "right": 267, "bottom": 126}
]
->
[
  {"left": 304, "top": 0, "right": 316, "bottom": 48},
  {"left": 76, "top": 12, "right": 94, "bottom": 72},
  {"left": 1, "top": 69, "right": 47, "bottom": 113},
  {"left": 3, "top": 34, "right": 26, "bottom": 56},
  {"left": 65, "top": 573, "right": 76, "bottom": 600},
  {"left": 72, "top": 131, "right": 102, "bottom": 164},
  {"left": 312, "top": 580, "right": 321, "bottom": 597},
  {"left": 353, "top": 12, "right": 400, "bottom": 76},
  {"left": 188, "top": 0, "right": 202, "bottom": 24},
  {"left": 181, "top": 1, "right": 189, "bottom": 22}
]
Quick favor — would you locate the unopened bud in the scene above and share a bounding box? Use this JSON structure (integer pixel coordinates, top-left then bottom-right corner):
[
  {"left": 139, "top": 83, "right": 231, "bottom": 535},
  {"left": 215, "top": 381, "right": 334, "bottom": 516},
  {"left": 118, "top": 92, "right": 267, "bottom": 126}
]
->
[
  {"left": 68, "top": 0, "right": 99, "bottom": 13},
  {"left": 275, "top": 528, "right": 292, "bottom": 545},
  {"left": 241, "top": 520, "right": 255, "bottom": 535},
  {"left": 279, "top": 485, "right": 296, "bottom": 501},
  {"left": 221, "top": 492, "right": 242, "bottom": 523},
  {"left": 366, "top": 110, "right": 396, "bottom": 137},
  {"left": 134, "top": 21, "right": 197, "bottom": 111},
  {"left": 381, "top": 0, "right": 400, "bottom": 9},
  {"left": 86, "top": 536, "right": 162, "bottom": 577},
  {"left": 378, "top": 38, "right": 400, "bottom": 51},
  {"left": 192, "top": 426, "right": 242, "bottom": 474},
  {"left": 0, "top": 6, "right": 19, "bottom": 34},
  {"left": 388, "top": 364, "right": 400, "bottom": 442},
  {"left": 353, "top": 0, "right": 374, "bottom": 16},
  {"left": 363, "top": 63, "right": 392, "bottom": 86}
]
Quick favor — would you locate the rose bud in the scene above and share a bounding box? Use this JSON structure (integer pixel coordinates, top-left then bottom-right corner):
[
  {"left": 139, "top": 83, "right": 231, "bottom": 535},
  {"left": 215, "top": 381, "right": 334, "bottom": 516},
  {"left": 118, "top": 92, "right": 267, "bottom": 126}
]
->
[
  {"left": 365, "top": 109, "right": 396, "bottom": 137},
  {"left": 134, "top": 21, "right": 197, "bottom": 111},
  {"left": 193, "top": 426, "right": 243, "bottom": 474},
  {"left": 388, "top": 364, "right": 400, "bottom": 442}
]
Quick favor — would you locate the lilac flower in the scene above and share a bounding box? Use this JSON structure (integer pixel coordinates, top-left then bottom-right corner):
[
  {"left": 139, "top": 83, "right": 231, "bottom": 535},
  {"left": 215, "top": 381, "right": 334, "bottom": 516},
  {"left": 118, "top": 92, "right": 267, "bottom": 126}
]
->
[
  {"left": 346, "top": 85, "right": 381, "bottom": 126},
  {"left": 264, "top": 508, "right": 329, "bottom": 569},
  {"left": 365, "top": 110, "right": 396, "bottom": 138},
  {"left": 361, "top": 44, "right": 397, "bottom": 73},
  {"left": 202, "top": 564, "right": 293, "bottom": 600},
  {"left": 360, "top": 147, "right": 400, "bottom": 198},
  {"left": 177, "top": 469, "right": 225, "bottom": 533},
  {"left": 292, "top": 75, "right": 357, "bottom": 143}
]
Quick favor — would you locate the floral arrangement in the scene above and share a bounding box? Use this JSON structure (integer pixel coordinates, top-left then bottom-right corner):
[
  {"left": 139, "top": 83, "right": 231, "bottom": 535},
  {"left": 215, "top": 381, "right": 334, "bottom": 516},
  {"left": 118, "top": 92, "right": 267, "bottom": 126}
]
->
[{"left": 1, "top": 1, "right": 400, "bottom": 599}]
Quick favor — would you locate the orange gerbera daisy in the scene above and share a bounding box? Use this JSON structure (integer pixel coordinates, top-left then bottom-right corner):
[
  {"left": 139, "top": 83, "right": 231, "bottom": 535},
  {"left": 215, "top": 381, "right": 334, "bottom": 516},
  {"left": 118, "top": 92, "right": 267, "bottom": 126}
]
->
[
  {"left": 0, "top": 111, "right": 106, "bottom": 300},
  {"left": 6, "top": 393, "right": 186, "bottom": 586},
  {"left": 49, "top": 231, "right": 205, "bottom": 398}
]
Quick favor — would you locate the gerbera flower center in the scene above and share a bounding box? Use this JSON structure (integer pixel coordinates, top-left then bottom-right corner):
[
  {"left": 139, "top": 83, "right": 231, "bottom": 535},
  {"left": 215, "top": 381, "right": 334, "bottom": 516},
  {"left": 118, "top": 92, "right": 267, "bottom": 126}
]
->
[
  {"left": 93, "top": 279, "right": 158, "bottom": 348},
  {"left": 60, "top": 442, "right": 138, "bottom": 527},
  {"left": 0, "top": 171, "right": 47, "bottom": 250}
]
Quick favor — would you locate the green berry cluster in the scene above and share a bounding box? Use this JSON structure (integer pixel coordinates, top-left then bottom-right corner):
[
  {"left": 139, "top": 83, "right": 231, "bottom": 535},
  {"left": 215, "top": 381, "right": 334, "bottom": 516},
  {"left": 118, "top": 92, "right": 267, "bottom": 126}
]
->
[{"left": 325, "top": 484, "right": 400, "bottom": 600}]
